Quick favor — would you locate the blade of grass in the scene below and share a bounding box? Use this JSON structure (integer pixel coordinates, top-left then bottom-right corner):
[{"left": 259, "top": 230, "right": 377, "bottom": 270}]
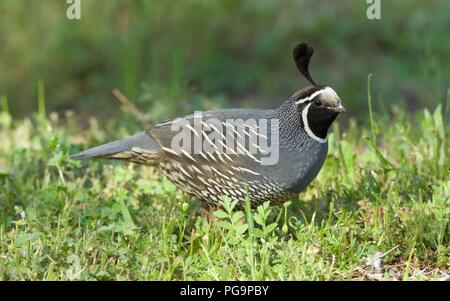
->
[
  {"left": 38, "top": 81, "right": 46, "bottom": 120},
  {"left": 244, "top": 185, "right": 254, "bottom": 237},
  {"left": 367, "top": 74, "right": 397, "bottom": 170},
  {"left": 403, "top": 240, "right": 417, "bottom": 281},
  {"left": 444, "top": 88, "right": 450, "bottom": 127},
  {"left": 367, "top": 74, "right": 376, "bottom": 145},
  {"left": 1, "top": 96, "right": 9, "bottom": 114}
]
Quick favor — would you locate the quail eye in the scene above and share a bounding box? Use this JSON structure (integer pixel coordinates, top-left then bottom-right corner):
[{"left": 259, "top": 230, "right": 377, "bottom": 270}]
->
[{"left": 314, "top": 99, "right": 322, "bottom": 107}]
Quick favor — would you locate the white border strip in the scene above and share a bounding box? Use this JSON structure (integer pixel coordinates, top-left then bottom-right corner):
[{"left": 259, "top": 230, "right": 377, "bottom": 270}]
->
[
  {"left": 301, "top": 103, "right": 327, "bottom": 144},
  {"left": 295, "top": 88, "right": 325, "bottom": 105}
]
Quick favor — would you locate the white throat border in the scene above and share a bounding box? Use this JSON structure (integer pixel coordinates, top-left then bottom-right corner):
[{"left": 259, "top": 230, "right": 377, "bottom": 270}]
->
[{"left": 301, "top": 103, "right": 328, "bottom": 144}]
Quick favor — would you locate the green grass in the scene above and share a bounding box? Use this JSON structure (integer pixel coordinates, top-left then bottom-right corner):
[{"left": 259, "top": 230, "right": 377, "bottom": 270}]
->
[{"left": 0, "top": 81, "right": 449, "bottom": 280}]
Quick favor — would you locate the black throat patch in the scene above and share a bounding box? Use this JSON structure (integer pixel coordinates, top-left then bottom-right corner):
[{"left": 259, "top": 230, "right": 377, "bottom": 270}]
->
[{"left": 306, "top": 105, "right": 339, "bottom": 139}]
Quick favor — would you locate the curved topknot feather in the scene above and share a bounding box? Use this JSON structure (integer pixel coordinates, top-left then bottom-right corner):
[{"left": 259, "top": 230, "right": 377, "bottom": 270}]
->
[{"left": 293, "top": 43, "right": 317, "bottom": 86}]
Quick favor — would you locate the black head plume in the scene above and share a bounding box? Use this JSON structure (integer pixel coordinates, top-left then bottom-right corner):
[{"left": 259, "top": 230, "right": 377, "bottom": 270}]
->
[{"left": 293, "top": 43, "right": 317, "bottom": 86}]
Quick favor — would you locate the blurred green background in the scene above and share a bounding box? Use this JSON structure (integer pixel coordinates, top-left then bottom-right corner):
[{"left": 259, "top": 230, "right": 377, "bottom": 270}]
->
[{"left": 0, "top": 0, "right": 449, "bottom": 123}]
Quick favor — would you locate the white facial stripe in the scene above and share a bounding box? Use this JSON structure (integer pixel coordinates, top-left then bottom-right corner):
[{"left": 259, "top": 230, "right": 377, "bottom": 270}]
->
[
  {"left": 295, "top": 86, "right": 340, "bottom": 106},
  {"left": 301, "top": 103, "right": 327, "bottom": 144},
  {"left": 295, "top": 89, "right": 325, "bottom": 105}
]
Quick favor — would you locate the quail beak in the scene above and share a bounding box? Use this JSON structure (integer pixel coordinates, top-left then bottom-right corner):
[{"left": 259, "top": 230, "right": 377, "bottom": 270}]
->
[{"left": 332, "top": 103, "right": 346, "bottom": 113}]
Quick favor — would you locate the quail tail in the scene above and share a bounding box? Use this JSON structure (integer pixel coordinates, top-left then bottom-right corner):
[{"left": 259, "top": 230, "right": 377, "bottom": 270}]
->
[{"left": 70, "top": 132, "right": 162, "bottom": 165}]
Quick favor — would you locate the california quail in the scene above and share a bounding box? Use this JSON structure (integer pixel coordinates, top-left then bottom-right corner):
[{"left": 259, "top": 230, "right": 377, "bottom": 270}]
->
[{"left": 71, "top": 43, "right": 346, "bottom": 208}]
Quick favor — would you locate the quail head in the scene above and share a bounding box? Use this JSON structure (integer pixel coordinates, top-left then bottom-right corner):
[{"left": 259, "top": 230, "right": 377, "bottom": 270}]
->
[{"left": 71, "top": 42, "right": 346, "bottom": 208}]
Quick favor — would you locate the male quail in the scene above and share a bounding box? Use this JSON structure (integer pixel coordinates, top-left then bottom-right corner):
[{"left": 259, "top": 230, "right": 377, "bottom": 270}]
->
[{"left": 71, "top": 43, "right": 346, "bottom": 208}]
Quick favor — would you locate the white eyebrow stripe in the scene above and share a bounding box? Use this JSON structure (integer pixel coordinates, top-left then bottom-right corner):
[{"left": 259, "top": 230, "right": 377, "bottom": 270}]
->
[
  {"left": 295, "top": 88, "right": 325, "bottom": 105},
  {"left": 302, "top": 103, "right": 328, "bottom": 144}
]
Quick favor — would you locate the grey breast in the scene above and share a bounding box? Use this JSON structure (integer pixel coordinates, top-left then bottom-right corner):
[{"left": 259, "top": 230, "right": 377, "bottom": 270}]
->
[{"left": 264, "top": 133, "right": 328, "bottom": 194}]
